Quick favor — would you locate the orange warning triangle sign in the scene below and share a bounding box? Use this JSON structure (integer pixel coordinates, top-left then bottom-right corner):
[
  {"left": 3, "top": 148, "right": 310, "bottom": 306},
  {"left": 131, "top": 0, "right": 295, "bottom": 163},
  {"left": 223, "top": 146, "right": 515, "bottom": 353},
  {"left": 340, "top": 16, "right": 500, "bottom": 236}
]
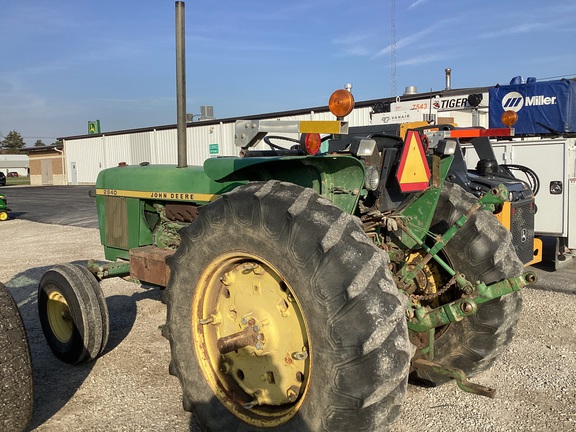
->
[{"left": 395, "top": 130, "right": 431, "bottom": 192}]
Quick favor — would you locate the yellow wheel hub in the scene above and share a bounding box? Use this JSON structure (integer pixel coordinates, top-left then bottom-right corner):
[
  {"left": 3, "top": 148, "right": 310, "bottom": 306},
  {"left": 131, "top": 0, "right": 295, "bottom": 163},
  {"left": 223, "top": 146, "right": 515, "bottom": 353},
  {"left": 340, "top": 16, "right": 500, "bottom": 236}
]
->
[
  {"left": 405, "top": 251, "right": 444, "bottom": 303},
  {"left": 47, "top": 291, "right": 73, "bottom": 343},
  {"left": 0, "top": 212, "right": 7, "bottom": 221},
  {"left": 192, "top": 252, "right": 310, "bottom": 427}
]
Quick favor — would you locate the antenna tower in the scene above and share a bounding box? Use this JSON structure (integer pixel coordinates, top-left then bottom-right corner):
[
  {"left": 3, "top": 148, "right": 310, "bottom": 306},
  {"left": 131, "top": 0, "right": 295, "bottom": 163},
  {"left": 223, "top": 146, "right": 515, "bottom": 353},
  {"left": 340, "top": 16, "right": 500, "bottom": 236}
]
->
[{"left": 390, "top": 0, "right": 397, "bottom": 96}]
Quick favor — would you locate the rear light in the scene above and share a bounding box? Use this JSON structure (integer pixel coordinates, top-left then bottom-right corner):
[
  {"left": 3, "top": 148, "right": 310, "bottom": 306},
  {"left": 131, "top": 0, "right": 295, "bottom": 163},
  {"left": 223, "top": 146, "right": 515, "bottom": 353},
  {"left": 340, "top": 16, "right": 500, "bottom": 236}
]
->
[
  {"left": 350, "top": 138, "right": 377, "bottom": 157},
  {"left": 364, "top": 166, "right": 380, "bottom": 191},
  {"left": 329, "top": 89, "right": 355, "bottom": 118},
  {"left": 435, "top": 139, "right": 457, "bottom": 155},
  {"left": 300, "top": 133, "right": 321, "bottom": 155}
]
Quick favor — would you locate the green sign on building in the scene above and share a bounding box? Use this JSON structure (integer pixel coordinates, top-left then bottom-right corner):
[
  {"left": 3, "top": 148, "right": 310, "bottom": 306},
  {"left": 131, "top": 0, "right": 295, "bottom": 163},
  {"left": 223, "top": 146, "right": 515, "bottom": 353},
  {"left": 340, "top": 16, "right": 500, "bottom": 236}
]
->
[
  {"left": 209, "top": 143, "right": 219, "bottom": 155},
  {"left": 88, "top": 120, "right": 101, "bottom": 134}
]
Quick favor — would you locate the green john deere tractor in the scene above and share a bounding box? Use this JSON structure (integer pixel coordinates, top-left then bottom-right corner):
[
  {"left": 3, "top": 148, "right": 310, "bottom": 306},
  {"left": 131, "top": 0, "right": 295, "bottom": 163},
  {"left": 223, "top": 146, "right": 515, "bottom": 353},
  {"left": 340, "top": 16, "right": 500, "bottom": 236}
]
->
[
  {"left": 37, "top": 88, "right": 536, "bottom": 431},
  {"left": 0, "top": 193, "right": 10, "bottom": 221}
]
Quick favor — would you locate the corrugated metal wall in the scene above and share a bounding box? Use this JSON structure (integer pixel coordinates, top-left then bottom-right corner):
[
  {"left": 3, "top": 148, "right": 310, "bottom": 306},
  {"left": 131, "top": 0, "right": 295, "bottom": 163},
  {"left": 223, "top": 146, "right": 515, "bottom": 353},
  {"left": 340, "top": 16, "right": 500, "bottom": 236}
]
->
[
  {"left": 63, "top": 108, "right": 375, "bottom": 184},
  {"left": 62, "top": 100, "right": 482, "bottom": 184},
  {"left": 65, "top": 136, "right": 104, "bottom": 184}
]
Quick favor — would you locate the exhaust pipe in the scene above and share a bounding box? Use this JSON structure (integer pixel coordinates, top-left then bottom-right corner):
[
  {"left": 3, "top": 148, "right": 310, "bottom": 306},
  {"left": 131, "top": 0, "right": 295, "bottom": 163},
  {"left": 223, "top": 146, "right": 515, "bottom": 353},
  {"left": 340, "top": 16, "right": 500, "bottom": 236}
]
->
[
  {"left": 175, "top": 1, "right": 187, "bottom": 168},
  {"left": 445, "top": 68, "right": 452, "bottom": 90}
]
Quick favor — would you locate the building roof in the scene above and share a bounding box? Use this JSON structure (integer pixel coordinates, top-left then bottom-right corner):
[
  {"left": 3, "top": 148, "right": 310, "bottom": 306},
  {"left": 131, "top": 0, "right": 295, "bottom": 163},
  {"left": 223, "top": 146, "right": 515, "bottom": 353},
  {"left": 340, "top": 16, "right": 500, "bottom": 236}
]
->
[
  {"left": 0, "top": 154, "right": 29, "bottom": 161},
  {"left": 19, "top": 144, "right": 63, "bottom": 154},
  {"left": 59, "top": 85, "right": 493, "bottom": 141},
  {"left": 0, "top": 154, "right": 29, "bottom": 169}
]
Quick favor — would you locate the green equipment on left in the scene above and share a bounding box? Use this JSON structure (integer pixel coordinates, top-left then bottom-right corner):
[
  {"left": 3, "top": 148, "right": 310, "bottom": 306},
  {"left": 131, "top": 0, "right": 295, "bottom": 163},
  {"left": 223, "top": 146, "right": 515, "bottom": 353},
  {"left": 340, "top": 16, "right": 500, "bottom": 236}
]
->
[{"left": 0, "top": 193, "right": 10, "bottom": 221}]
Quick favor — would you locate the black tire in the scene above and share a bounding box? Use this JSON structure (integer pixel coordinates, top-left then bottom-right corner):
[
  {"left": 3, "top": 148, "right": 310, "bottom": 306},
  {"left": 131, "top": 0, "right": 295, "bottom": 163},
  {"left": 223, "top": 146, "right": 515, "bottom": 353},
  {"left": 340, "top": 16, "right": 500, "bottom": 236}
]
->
[
  {"left": 0, "top": 282, "right": 33, "bottom": 432},
  {"left": 78, "top": 265, "right": 110, "bottom": 354},
  {"left": 38, "top": 264, "right": 109, "bottom": 364},
  {"left": 415, "top": 182, "right": 524, "bottom": 384},
  {"left": 77, "top": 265, "right": 110, "bottom": 356},
  {"left": 164, "top": 180, "right": 413, "bottom": 431}
]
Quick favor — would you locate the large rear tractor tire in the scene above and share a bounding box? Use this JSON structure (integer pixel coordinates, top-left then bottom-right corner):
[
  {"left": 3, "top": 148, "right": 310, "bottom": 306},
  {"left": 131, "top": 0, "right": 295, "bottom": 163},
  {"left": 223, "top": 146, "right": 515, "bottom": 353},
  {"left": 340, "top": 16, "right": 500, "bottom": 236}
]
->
[
  {"left": 414, "top": 182, "right": 524, "bottom": 384},
  {"left": 163, "top": 180, "right": 413, "bottom": 431},
  {"left": 0, "top": 282, "right": 33, "bottom": 432},
  {"left": 38, "top": 264, "right": 109, "bottom": 364}
]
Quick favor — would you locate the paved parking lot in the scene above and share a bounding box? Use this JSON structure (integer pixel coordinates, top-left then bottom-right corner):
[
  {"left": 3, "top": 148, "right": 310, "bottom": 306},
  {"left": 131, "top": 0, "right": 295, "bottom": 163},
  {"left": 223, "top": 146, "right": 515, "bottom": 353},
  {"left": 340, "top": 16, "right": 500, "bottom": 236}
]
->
[{"left": 1, "top": 185, "right": 98, "bottom": 228}]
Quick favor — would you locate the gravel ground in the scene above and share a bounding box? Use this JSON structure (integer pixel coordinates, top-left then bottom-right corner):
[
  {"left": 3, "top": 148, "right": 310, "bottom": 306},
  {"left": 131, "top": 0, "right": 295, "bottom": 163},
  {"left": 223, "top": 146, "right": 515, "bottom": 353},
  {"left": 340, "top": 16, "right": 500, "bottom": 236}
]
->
[{"left": 1, "top": 218, "right": 575, "bottom": 431}]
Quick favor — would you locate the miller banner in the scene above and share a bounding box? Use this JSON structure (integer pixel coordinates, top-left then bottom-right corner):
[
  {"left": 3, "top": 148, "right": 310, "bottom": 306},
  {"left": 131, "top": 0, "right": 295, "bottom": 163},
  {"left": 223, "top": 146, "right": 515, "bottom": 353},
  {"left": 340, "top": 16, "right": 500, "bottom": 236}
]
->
[{"left": 489, "top": 79, "right": 576, "bottom": 135}]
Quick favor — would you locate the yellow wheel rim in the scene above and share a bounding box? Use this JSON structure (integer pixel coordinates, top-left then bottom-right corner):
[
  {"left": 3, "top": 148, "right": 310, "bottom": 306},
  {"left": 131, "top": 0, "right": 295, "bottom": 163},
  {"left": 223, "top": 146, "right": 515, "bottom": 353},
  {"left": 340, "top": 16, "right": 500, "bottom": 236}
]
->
[
  {"left": 0, "top": 212, "right": 7, "bottom": 221},
  {"left": 47, "top": 291, "right": 73, "bottom": 343},
  {"left": 191, "top": 252, "right": 311, "bottom": 427}
]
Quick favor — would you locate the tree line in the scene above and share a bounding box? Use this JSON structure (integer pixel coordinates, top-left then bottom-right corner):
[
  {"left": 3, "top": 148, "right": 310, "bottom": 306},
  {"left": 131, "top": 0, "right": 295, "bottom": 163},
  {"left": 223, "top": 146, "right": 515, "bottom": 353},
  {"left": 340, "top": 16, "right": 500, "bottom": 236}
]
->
[{"left": 0, "top": 130, "right": 62, "bottom": 153}]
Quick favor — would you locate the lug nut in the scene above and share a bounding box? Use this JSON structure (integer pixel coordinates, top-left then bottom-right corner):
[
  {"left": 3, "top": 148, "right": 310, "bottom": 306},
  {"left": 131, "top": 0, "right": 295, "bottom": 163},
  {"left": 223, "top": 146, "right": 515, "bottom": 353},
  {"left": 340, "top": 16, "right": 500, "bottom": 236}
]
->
[
  {"left": 286, "top": 385, "right": 300, "bottom": 402},
  {"left": 292, "top": 348, "right": 308, "bottom": 361}
]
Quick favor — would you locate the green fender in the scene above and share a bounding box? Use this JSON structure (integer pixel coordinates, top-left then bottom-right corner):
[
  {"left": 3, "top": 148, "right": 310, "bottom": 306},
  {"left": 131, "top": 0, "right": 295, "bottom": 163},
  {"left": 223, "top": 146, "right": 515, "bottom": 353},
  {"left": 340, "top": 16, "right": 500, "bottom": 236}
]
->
[{"left": 204, "top": 154, "right": 366, "bottom": 214}]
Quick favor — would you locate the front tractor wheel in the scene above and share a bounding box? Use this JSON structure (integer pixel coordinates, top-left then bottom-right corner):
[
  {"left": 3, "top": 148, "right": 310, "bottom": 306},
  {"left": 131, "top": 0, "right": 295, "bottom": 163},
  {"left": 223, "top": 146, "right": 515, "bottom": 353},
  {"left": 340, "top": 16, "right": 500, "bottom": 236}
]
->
[
  {"left": 164, "top": 180, "right": 413, "bottom": 431},
  {"left": 38, "top": 264, "right": 109, "bottom": 364}
]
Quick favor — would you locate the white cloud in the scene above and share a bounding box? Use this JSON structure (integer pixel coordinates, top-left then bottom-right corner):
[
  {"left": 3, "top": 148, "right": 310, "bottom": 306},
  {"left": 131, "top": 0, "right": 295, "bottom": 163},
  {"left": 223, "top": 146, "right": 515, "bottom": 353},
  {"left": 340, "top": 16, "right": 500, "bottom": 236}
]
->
[
  {"left": 477, "top": 22, "right": 549, "bottom": 39},
  {"left": 408, "top": 0, "right": 429, "bottom": 10},
  {"left": 332, "top": 32, "right": 374, "bottom": 56},
  {"left": 372, "top": 19, "right": 455, "bottom": 59},
  {"left": 397, "top": 53, "right": 447, "bottom": 67}
]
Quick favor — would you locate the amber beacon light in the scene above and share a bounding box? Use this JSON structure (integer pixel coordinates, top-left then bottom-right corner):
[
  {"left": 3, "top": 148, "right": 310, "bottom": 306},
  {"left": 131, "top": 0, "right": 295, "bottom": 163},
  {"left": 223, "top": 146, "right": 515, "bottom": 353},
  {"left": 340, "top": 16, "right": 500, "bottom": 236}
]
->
[
  {"left": 501, "top": 110, "right": 518, "bottom": 127},
  {"left": 329, "top": 89, "right": 355, "bottom": 118}
]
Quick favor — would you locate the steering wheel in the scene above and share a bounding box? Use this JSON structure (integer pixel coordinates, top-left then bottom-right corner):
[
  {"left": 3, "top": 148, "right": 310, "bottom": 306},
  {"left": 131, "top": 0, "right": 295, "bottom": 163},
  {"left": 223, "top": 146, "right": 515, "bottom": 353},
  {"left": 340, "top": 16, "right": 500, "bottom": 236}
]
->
[{"left": 263, "top": 135, "right": 300, "bottom": 151}]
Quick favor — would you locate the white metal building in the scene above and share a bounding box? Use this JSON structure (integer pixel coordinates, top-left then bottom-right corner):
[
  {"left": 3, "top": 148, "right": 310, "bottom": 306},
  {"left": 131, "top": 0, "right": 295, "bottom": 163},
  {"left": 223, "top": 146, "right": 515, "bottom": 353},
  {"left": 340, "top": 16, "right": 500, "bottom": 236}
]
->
[
  {"left": 0, "top": 154, "right": 29, "bottom": 177},
  {"left": 62, "top": 87, "right": 489, "bottom": 185}
]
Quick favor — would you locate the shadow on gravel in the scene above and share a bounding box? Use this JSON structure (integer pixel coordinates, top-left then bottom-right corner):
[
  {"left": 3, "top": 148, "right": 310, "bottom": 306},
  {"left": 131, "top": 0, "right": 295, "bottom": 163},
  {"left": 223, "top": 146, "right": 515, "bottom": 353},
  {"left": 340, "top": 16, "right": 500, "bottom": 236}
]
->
[
  {"left": 531, "top": 260, "right": 557, "bottom": 273},
  {"left": 104, "top": 288, "right": 162, "bottom": 353},
  {"left": 528, "top": 258, "right": 576, "bottom": 295},
  {"left": 5, "top": 211, "right": 28, "bottom": 219},
  {"left": 184, "top": 397, "right": 310, "bottom": 432},
  {"left": 2, "top": 261, "right": 158, "bottom": 430}
]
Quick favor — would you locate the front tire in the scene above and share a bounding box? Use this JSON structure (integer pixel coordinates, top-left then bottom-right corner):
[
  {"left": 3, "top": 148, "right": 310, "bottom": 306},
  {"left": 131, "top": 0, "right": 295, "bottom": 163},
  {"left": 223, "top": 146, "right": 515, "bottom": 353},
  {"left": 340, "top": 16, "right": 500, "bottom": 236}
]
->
[
  {"left": 38, "top": 264, "right": 109, "bottom": 364},
  {"left": 414, "top": 182, "right": 524, "bottom": 384},
  {"left": 0, "top": 282, "right": 33, "bottom": 432},
  {"left": 164, "top": 181, "right": 413, "bottom": 431}
]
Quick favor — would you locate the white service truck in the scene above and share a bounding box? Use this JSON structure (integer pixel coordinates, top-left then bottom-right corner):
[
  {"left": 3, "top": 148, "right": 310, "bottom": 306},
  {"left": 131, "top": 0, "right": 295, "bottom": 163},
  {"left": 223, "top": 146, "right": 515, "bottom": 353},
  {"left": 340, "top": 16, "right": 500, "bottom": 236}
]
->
[
  {"left": 462, "top": 136, "right": 576, "bottom": 267},
  {"left": 368, "top": 77, "right": 576, "bottom": 267}
]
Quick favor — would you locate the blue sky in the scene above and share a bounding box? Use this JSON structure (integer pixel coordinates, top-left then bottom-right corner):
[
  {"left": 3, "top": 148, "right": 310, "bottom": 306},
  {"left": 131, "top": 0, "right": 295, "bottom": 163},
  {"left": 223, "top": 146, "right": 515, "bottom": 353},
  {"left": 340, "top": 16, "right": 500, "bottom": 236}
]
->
[{"left": 1, "top": 0, "right": 574, "bottom": 145}]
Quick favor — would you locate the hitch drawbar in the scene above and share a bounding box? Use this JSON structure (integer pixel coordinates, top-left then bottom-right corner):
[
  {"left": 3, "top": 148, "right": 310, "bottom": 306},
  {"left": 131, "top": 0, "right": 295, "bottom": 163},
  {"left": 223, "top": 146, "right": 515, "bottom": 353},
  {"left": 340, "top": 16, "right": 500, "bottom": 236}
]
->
[
  {"left": 409, "top": 271, "right": 537, "bottom": 398},
  {"left": 412, "top": 358, "right": 496, "bottom": 398}
]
